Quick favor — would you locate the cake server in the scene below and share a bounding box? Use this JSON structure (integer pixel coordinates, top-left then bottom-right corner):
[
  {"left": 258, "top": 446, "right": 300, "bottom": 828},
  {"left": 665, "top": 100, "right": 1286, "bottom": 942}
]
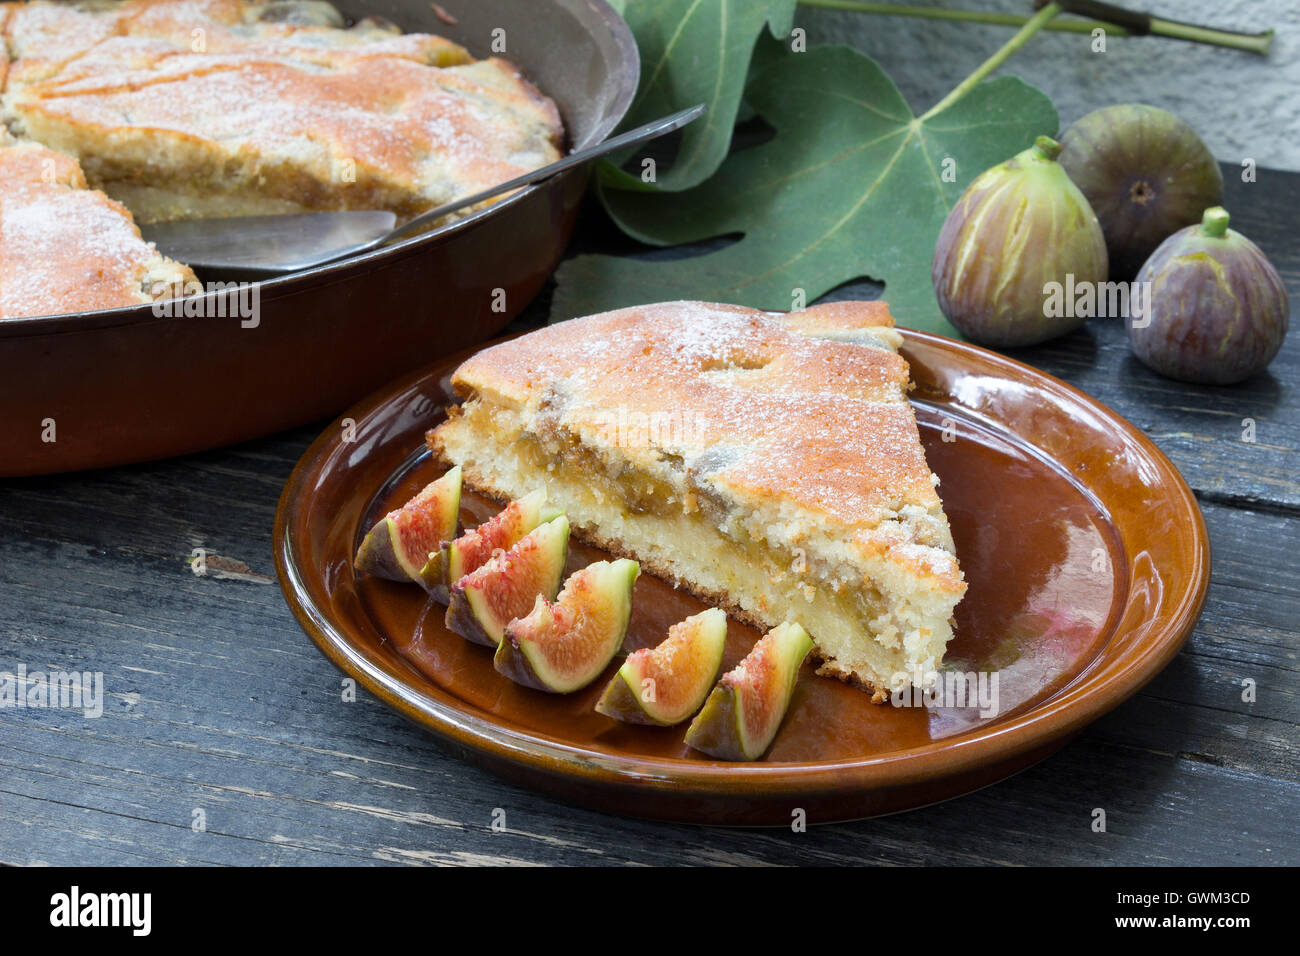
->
[{"left": 140, "top": 104, "right": 705, "bottom": 274}]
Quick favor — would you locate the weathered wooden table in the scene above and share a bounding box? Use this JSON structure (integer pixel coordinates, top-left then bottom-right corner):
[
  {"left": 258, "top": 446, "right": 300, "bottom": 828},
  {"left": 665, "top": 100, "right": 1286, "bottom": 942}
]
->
[{"left": 1, "top": 168, "right": 1295, "bottom": 866}]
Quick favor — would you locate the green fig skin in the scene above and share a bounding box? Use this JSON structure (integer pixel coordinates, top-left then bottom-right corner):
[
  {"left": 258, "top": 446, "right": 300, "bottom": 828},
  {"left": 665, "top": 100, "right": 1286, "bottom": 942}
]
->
[
  {"left": 1130, "top": 207, "right": 1289, "bottom": 386},
  {"left": 932, "top": 136, "right": 1108, "bottom": 348},
  {"left": 1059, "top": 104, "right": 1224, "bottom": 281}
]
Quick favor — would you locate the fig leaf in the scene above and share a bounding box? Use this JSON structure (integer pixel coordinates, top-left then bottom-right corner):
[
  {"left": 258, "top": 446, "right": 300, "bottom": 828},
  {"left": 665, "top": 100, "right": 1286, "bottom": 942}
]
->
[
  {"left": 554, "top": 41, "right": 1057, "bottom": 334},
  {"left": 598, "top": 0, "right": 797, "bottom": 194}
]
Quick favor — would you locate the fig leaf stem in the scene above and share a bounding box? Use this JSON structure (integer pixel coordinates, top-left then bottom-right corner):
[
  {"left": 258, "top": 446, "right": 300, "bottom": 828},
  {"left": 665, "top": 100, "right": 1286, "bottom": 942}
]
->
[
  {"left": 919, "top": 3, "right": 1060, "bottom": 123},
  {"left": 1149, "top": 17, "right": 1273, "bottom": 56},
  {"left": 796, "top": 2, "right": 1274, "bottom": 56}
]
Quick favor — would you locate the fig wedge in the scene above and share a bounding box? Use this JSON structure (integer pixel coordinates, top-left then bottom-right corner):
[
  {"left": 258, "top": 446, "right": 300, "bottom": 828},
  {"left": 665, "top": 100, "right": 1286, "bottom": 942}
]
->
[
  {"left": 685, "top": 622, "right": 812, "bottom": 761},
  {"left": 495, "top": 559, "right": 639, "bottom": 693},
  {"left": 419, "top": 488, "right": 548, "bottom": 600},
  {"left": 445, "top": 515, "right": 569, "bottom": 647},
  {"left": 596, "top": 608, "right": 728, "bottom": 726},
  {"left": 354, "top": 465, "right": 461, "bottom": 584}
]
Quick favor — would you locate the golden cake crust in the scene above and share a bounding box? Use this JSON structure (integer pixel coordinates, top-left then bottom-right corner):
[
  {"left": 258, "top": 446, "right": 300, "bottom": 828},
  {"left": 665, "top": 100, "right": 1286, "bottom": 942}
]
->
[
  {"left": 0, "top": 0, "right": 566, "bottom": 319},
  {"left": 5, "top": 0, "right": 564, "bottom": 221},
  {"left": 5, "top": 1, "right": 563, "bottom": 222}
]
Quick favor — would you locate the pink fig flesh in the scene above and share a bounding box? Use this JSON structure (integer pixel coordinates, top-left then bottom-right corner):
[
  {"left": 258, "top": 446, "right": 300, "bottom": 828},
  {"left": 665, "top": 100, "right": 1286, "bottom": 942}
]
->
[
  {"left": 354, "top": 466, "right": 461, "bottom": 583},
  {"left": 445, "top": 515, "right": 569, "bottom": 647}
]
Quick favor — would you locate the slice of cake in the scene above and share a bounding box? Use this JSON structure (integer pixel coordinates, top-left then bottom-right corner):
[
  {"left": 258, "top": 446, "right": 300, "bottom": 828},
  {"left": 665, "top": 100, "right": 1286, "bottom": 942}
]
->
[
  {"left": 427, "top": 301, "right": 966, "bottom": 700},
  {"left": 0, "top": 131, "right": 195, "bottom": 318}
]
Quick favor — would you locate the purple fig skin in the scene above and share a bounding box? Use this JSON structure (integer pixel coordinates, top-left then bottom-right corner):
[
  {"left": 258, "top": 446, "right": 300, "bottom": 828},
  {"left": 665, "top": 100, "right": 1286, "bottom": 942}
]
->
[
  {"left": 352, "top": 517, "right": 407, "bottom": 582},
  {"left": 932, "top": 135, "right": 1108, "bottom": 348},
  {"left": 1059, "top": 104, "right": 1224, "bottom": 281},
  {"left": 417, "top": 547, "right": 450, "bottom": 604},
  {"left": 445, "top": 582, "right": 498, "bottom": 647},
  {"left": 1130, "top": 207, "right": 1289, "bottom": 386}
]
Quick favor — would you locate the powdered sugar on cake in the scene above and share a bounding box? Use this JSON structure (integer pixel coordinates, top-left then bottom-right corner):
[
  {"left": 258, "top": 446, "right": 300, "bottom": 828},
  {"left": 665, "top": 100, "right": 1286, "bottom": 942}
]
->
[
  {"left": 457, "top": 300, "right": 943, "bottom": 531},
  {"left": 0, "top": 138, "right": 194, "bottom": 318}
]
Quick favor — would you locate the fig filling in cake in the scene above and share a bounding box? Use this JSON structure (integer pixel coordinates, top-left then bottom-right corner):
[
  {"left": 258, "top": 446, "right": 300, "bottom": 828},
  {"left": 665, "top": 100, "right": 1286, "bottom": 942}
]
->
[{"left": 427, "top": 301, "right": 967, "bottom": 701}]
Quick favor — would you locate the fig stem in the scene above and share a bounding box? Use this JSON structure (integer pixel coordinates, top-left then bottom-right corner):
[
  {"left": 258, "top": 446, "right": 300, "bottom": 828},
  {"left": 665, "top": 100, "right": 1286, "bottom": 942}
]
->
[
  {"left": 796, "top": 2, "right": 1274, "bottom": 56},
  {"left": 1033, "top": 136, "right": 1064, "bottom": 161},
  {"left": 919, "top": 3, "right": 1061, "bottom": 122},
  {"left": 1201, "top": 206, "right": 1231, "bottom": 238}
]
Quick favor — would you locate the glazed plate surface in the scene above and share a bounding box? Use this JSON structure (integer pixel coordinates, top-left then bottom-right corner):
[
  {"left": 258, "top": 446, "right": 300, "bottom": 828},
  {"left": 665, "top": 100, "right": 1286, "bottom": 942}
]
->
[{"left": 274, "top": 329, "right": 1210, "bottom": 824}]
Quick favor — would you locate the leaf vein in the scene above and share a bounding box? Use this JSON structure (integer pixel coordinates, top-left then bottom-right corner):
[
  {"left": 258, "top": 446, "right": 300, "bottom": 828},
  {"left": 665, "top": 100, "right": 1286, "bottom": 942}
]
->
[
  {"left": 673, "top": 0, "right": 732, "bottom": 181},
  {"left": 733, "top": 130, "right": 915, "bottom": 291},
  {"left": 638, "top": 0, "right": 709, "bottom": 104},
  {"left": 723, "top": 126, "right": 908, "bottom": 201}
]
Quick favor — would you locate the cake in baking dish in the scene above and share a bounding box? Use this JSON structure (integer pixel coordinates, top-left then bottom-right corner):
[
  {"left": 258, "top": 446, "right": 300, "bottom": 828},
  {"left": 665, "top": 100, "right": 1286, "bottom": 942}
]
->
[
  {"left": 426, "top": 300, "right": 967, "bottom": 699},
  {"left": 1, "top": 0, "right": 564, "bottom": 224},
  {"left": 0, "top": 0, "right": 564, "bottom": 317}
]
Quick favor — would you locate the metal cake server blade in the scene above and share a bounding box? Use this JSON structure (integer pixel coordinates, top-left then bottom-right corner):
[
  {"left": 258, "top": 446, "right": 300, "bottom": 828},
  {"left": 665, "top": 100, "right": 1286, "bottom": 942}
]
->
[
  {"left": 140, "top": 104, "right": 706, "bottom": 274},
  {"left": 139, "top": 211, "right": 400, "bottom": 274}
]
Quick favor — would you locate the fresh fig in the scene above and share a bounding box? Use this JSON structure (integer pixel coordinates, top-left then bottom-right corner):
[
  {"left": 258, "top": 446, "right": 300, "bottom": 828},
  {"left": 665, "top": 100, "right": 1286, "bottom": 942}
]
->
[
  {"left": 932, "top": 136, "right": 1108, "bottom": 347},
  {"left": 494, "top": 559, "right": 640, "bottom": 693},
  {"left": 1059, "top": 104, "right": 1224, "bottom": 280},
  {"left": 1129, "top": 206, "right": 1289, "bottom": 385},
  {"left": 354, "top": 465, "right": 461, "bottom": 584},
  {"left": 595, "top": 608, "right": 728, "bottom": 726},
  {"left": 420, "top": 488, "right": 548, "bottom": 599},
  {"left": 684, "top": 622, "right": 812, "bottom": 761},
  {"left": 445, "top": 515, "right": 570, "bottom": 647}
]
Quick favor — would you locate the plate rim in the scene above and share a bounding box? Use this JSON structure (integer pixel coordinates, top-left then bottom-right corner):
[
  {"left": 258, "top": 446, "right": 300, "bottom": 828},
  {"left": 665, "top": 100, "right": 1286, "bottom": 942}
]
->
[{"left": 273, "top": 327, "right": 1211, "bottom": 805}]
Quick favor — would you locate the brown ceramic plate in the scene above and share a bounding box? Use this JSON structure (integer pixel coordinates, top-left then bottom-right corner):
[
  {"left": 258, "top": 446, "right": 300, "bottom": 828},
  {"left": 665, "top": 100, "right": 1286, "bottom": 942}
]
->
[{"left": 274, "top": 328, "right": 1210, "bottom": 825}]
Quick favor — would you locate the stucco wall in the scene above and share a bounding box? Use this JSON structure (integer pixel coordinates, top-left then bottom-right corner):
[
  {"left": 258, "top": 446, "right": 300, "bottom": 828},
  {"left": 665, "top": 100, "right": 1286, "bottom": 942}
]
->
[{"left": 797, "top": 0, "right": 1300, "bottom": 172}]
